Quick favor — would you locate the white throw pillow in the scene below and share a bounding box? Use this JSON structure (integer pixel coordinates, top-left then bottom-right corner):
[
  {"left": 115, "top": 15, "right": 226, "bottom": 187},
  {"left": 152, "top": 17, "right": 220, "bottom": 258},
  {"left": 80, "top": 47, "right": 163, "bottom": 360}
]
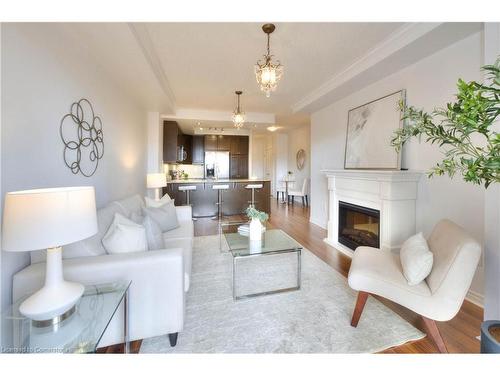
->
[
  {"left": 102, "top": 213, "right": 148, "bottom": 254},
  {"left": 145, "top": 194, "right": 172, "bottom": 208},
  {"left": 400, "top": 232, "right": 434, "bottom": 286},
  {"left": 142, "top": 200, "right": 179, "bottom": 232}
]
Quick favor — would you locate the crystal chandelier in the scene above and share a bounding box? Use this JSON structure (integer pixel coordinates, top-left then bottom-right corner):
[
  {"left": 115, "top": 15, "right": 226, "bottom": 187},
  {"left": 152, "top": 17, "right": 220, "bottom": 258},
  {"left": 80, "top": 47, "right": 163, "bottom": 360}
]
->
[
  {"left": 232, "top": 91, "right": 245, "bottom": 128},
  {"left": 255, "top": 23, "right": 283, "bottom": 98}
]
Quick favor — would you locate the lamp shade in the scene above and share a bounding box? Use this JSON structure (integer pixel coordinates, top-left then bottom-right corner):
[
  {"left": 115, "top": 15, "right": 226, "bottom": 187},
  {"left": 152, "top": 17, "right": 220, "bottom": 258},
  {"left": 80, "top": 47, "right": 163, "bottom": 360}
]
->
[
  {"left": 147, "top": 173, "right": 167, "bottom": 188},
  {"left": 2, "top": 186, "right": 98, "bottom": 252}
]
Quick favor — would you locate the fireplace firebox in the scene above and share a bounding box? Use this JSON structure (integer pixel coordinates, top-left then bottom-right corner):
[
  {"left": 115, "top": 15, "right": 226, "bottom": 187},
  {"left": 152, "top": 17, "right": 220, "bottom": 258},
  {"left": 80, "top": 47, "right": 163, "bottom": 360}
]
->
[{"left": 338, "top": 201, "right": 380, "bottom": 250}]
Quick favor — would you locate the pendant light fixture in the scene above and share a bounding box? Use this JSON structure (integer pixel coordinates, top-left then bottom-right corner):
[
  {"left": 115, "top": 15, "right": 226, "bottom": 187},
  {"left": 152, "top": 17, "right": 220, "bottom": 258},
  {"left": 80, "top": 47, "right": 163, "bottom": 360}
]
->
[
  {"left": 255, "top": 23, "right": 283, "bottom": 98},
  {"left": 232, "top": 91, "right": 245, "bottom": 128}
]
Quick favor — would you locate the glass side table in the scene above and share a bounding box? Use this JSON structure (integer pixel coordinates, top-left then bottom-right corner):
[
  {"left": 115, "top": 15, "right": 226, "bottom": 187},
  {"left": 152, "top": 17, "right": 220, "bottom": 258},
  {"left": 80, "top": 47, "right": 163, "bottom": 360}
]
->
[{"left": 1, "top": 280, "right": 131, "bottom": 354}]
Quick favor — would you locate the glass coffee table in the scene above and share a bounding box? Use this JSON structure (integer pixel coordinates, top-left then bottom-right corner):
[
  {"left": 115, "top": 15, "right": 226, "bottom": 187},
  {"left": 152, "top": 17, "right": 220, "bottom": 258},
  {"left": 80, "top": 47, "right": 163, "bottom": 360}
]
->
[
  {"left": 1, "top": 280, "right": 131, "bottom": 354},
  {"left": 222, "top": 221, "right": 302, "bottom": 300}
]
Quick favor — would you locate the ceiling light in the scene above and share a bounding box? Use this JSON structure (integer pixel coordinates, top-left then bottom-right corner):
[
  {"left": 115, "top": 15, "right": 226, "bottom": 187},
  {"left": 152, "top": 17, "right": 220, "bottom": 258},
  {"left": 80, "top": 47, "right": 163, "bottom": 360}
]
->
[
  {"left": 267, "top": 126, "right": 280, "bottom": 132},
  {"left": 232, "top": 90, "right": 245, "bottom": 129},
  {"left": 255, "top": 23, "right": 283, "bottom": 98}
]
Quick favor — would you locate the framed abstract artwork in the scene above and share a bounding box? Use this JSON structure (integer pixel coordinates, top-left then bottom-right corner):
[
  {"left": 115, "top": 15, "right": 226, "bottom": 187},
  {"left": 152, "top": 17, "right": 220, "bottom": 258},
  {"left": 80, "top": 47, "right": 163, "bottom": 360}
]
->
[{"left": 344, "top": 90, "right": 405, "bottom": 170}]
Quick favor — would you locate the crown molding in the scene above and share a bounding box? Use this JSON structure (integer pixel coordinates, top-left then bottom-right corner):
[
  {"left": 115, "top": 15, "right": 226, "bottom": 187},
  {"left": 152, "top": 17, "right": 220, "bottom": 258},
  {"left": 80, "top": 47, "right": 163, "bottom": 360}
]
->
[
  {"left": 291, "top": 23, "right": 442, "bottom": 113},
  {"left": 163, "top": 108, "right": 275, "bottom": 124},
  {"left": 128, "top": 23, "right": 176, "bottom": 110}
]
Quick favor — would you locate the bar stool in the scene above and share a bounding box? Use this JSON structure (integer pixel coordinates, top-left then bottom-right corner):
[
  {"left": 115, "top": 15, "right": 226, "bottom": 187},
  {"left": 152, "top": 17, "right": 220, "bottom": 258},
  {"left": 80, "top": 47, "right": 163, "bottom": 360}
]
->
[
  {"left": 245, "top": 183, "right": 263, "bottom": 208},
  {"left": 212, "top": 184, "right": 229, "bottom": 220},
  {"left": 178, "top": 185, "right": 197, "bottom": 221}
]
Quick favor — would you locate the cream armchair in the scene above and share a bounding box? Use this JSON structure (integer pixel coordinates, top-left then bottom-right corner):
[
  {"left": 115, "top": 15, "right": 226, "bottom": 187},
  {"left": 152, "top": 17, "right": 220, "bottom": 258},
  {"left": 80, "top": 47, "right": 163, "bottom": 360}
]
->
[{"left": 347, "top": 219, "right": 481, "bottom": 353}]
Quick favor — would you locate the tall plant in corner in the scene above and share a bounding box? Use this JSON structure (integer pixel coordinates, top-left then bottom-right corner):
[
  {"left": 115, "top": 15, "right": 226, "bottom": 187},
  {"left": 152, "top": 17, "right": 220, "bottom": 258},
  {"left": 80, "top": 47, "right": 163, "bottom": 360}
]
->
[{"left": 391, "top": 58, "right": 500, "bottom": 188}]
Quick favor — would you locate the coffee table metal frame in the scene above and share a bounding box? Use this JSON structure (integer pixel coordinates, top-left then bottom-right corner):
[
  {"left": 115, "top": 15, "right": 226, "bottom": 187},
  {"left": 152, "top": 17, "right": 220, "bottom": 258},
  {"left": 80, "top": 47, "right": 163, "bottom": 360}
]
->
[
  {"left": 232, "top": 247, "right": 301, "bottom": 301},
  {"left": 221, "top": 221, "right": 302, "bottom": 301}
]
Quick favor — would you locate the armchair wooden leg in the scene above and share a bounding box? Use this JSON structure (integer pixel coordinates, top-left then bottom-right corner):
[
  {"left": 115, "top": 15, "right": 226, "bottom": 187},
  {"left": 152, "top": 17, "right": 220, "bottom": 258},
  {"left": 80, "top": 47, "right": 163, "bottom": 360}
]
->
[
  {"left": 351, "top": 291, "right": 369, "bottom": 327},
  {"left": 421, "top": 316, "right": 448, "bottom": 353}
]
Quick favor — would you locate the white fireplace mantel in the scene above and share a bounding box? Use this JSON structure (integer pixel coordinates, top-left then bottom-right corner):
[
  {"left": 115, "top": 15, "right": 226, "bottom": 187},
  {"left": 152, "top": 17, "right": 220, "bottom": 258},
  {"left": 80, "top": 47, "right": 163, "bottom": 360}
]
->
[{"left": 322, "top": 169, "right": 423, "bottom": 257}]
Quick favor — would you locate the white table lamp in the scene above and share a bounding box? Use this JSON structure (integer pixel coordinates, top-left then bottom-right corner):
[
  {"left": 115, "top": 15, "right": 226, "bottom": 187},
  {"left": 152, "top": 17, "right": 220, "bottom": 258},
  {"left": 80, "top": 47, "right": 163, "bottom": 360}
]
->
[
  {"left": 147, "top": 173, "right": 167, "bottom": 201},
  {"left": 2, "top": 186, "right": 98, "bottom": 322}
]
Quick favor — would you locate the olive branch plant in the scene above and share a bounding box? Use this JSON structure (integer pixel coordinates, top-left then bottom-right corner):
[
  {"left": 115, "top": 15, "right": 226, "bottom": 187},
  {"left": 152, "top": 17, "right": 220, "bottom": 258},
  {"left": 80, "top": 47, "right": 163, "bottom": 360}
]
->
[
  {"left": 391, "top": 58, "right": 500, "bottom": 188},
  {"left": 245, "top": 207, "right": 269, "bottom": 222}
]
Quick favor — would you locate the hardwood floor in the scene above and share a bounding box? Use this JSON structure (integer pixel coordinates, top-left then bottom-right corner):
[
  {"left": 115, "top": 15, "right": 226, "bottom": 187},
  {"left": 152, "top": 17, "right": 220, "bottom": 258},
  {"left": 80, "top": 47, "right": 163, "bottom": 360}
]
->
[{"left": 102, "top": 197, "right": 483, "bottom": 353}]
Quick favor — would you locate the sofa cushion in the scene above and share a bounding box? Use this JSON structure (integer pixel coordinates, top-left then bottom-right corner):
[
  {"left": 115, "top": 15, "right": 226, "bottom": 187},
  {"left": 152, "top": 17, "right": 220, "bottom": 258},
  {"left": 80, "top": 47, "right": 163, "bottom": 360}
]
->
[
  {"left": 102, "top": 213, "right": 148, "bottom": 254},
  {"left": 30, "top": 202, "right": 125, "bottom": 264},
  {"left": 142, "top": 201, "right": 179, "bottom": 232},
  {"left": 400, "top": 232, "right": 434, "bottom": 286},
  {"left": 161, "top": 237, "right": 192, "bottom": 292},
  {"left": 162, "top": 219, "right": 193, "bottom": 241},
  {"left": 114, "top": 194, "right": 144, "bottom": 217},
  {"left": 145, "top": 194, "right": 172, "bottom": 208}
]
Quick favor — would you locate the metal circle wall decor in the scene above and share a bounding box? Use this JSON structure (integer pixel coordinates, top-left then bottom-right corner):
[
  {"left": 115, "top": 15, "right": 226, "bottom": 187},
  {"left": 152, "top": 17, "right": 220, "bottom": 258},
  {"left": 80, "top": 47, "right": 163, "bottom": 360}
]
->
[
  {"left": 296, "top": 149, "right": 306, "bottom": 170},
  {"left": 60, "top": 98, "right": 104, "bottom": 177}
]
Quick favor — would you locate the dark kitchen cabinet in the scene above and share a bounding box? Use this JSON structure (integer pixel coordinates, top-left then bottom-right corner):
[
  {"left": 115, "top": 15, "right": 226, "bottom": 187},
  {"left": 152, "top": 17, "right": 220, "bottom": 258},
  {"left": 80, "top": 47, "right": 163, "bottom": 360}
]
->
[
  {"left": 192, "top": 135, "right": 205, "bottom": 164},
  {"left": 177, "top": 134, "right": 192, "bottom": 164},
  {"left": 230, "top": 136, "right": 249, "bottom": 155},
  {"left": 204, "top": 135, "right": 218, "bottom": 151},
  {"left": 223, "top": 182, "right": 249, "bottom": 216},
  {"left": 163, "top": 121, "right": 194, "bottom": 164},
  {"left": 163, "top": 121, "right": 179, "bottom": 163},
  {"left": 254, "top": 181, "right": 270, "bottom": 214},
  {"left": 230, "top": 154, "right": 248, "bottom": 179},
  {"left": 217, "top": 135, "right": 231, "bottom": 151}
]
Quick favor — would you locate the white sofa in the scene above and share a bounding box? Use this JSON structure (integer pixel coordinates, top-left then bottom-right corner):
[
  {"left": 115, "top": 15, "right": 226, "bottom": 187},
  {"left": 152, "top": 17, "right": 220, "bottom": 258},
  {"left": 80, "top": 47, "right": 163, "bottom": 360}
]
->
[{"left": 12, "top": 194, "right": 193, "bottom": 348}]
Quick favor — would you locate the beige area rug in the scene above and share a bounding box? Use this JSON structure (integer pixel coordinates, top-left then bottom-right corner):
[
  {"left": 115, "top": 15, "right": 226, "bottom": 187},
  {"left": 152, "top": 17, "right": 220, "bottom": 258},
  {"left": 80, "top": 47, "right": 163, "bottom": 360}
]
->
[{"left": 140, "top": 235, "right": 425, "bottom": 353}]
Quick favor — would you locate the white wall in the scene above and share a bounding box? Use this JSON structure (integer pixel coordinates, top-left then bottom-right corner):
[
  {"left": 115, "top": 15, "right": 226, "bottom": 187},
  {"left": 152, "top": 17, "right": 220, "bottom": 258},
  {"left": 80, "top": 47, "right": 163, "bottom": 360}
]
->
[
  {"left": 251, "top": 134, "right": 266, "bottom": 179},
  {"left": 310, "top": 32, "right": 486, "bottom": 300},
  {"left": 1, "top": 24, "right": 148, "bottom": 308},
  {"left": 147, "top": 111, "right": 162, "bottom": 173},
  {"left": 483, "top": 23, "right": 500, "bottom": 320},
  {"left": 273, "top": 133, "right": 288, "bottom": 195},
  {"left": 287, "top": 124, "right": 310, "bottom": 202}
]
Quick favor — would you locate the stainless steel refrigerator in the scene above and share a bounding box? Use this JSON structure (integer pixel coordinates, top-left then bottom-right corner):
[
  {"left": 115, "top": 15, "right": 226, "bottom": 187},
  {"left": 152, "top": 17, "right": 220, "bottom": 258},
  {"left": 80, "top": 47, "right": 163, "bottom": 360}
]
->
[{"left": 204, "top": 151, "right": 230, "bottom": 179}]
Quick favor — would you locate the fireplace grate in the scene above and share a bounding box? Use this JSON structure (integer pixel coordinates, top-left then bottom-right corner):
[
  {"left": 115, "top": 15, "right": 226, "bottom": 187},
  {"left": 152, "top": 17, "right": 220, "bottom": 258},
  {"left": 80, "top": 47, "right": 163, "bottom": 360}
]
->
[{"left": 338, "top": 201, "right": 380, "bottom": 250}]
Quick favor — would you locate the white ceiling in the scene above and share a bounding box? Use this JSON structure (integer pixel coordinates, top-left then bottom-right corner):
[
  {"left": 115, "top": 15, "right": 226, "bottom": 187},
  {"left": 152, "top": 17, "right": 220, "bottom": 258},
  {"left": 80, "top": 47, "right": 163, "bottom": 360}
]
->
[
  {"left": 144, "top": 22, "right": 404, "bottom": 127},
  {"left": 47, "top": 22, "right": 482, "bottom": 132}
]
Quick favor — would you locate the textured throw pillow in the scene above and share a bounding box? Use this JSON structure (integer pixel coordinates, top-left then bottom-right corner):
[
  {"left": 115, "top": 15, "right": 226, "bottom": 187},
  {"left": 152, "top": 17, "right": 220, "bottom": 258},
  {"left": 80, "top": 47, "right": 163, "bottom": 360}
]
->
[
  {"left": 102, "top": 213, "right": 148, "bottom": 254},
  {"left": 142, "top": 200, "right": 179, "bottom": 232},
  {"left": 144, "top": 194, "right": 172, "bottom": 208},
  {"left": 129, "top": 211, "right": 144, "bottom": 225},
  {"left": 142, "top": 214, "right": 164, "bottom": 250},
  {"left": 400, "top": 232, "right": 434, "bottom": 286}
]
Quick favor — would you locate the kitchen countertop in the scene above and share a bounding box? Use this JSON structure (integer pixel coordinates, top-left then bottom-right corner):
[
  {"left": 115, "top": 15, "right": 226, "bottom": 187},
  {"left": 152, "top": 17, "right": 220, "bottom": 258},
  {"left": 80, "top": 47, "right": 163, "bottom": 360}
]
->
[{"left": 167, "top": 178, "right": 270, "bottom": 184}]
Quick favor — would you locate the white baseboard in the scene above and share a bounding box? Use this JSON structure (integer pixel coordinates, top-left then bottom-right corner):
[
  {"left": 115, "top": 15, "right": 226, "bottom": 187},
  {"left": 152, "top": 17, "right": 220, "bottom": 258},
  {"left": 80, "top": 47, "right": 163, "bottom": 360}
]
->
[
  {"left": 324, "top": 238, "right": 354, "bottom": 258},
  {"left": 309, "top": 216, "right": 327, "bottom": 229},
  {"left": 465, "top": 290, "right": 484, "bottom": 308}
]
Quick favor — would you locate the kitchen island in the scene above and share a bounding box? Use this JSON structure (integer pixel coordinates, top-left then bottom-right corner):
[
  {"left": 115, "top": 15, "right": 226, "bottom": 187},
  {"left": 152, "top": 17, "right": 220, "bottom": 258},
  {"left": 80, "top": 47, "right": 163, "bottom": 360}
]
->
[{"left": 163, "top": 179, "right": 270, "bottom": 218}]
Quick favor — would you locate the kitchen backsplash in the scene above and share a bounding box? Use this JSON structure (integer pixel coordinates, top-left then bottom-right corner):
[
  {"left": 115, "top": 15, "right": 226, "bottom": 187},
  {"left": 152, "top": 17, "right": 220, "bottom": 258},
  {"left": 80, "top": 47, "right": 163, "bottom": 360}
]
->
[{"left": 164, "top": 163, "right": 204, "bottom": 180}]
